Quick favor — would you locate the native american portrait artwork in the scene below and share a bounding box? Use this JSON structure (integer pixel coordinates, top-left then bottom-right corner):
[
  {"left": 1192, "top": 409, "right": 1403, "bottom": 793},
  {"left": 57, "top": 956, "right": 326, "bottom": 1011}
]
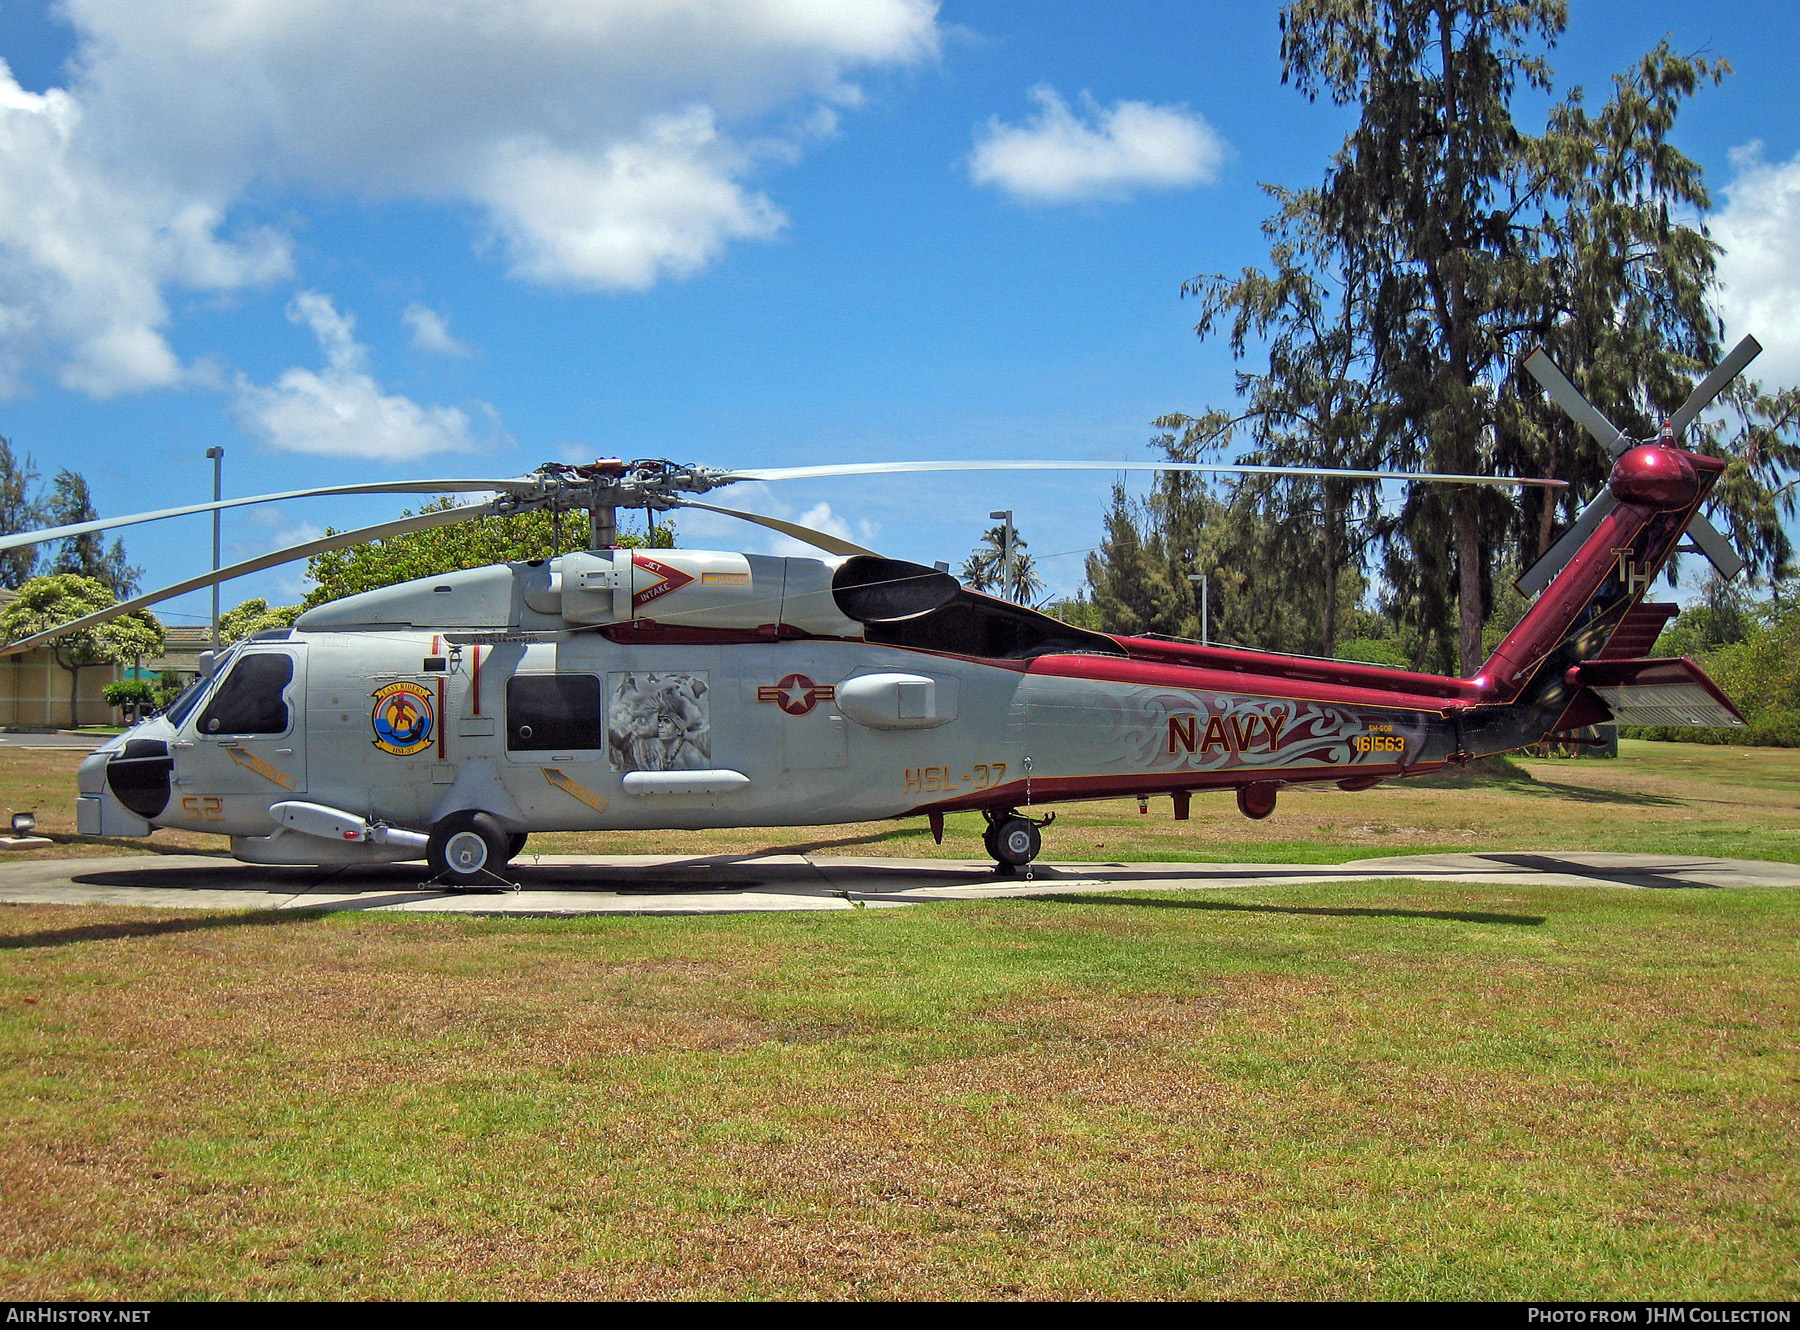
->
[{"left": 607, "top": 671, "right": 711, "bottom": 772}]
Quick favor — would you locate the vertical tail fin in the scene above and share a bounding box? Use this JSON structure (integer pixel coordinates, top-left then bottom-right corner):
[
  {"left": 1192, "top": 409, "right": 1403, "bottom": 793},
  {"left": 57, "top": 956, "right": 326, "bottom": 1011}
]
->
[{"left": 1475, "top": 444, "right": 1726, "bottom": 705}]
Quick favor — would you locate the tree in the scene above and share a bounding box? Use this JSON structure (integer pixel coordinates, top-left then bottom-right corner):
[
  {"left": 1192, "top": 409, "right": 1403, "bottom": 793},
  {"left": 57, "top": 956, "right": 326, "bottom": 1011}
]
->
[
  {"left": 960, "top": 524, "right": 1045, "bottom": 604},
  {"left": 1085, "top": 484, "right": 1180, "bottom": 637},
  {"left": 1652, "top": 574, "right": 1753, "bottom": 659},
  {"left": 1276, "top": 1, "right": 1742, "bottom": 672},
  {"left": 1699, "top": 383, "right": 1800, "bottom": 584},
  {"left": 218, "top": 597, "right": 304, "bottom": 643},
  {"left": 0, "top": 575, "right": 164, "bottom": 727},
  {"left": 1084, "top": 475, "right": 1374, "bottom": 655},
  {"left": 0, "top": 438, "right": 41, "bottom": 590},
  {"left": 1501, "top": 43, "right": 1724, "bottom": 570},
  {"left": 1158, "top": 184, "right": 1384, "bottom": 656},
  {"left": 303, "top": 501, "right": 675, "bottom": 607},
  {"left": 102, "top": 677, "right": 158, "bottom": 724},
  {"left": 40, "top": 470, "right": 141, "bottom": 597}
]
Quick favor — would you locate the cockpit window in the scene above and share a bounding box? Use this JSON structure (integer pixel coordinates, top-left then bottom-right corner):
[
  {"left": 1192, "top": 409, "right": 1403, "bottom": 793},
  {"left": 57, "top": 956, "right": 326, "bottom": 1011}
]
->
[{"left": 196, "top": 653, "right": 294, "bottom": 735}]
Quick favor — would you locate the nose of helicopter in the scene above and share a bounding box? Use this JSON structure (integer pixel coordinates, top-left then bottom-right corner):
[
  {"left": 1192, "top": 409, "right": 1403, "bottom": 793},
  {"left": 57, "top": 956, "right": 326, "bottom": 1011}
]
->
[
  {"left": 82, "top": 718, "right": 178, "bottom": 821},
  {"left": 1608, "top": 444, "right": 1698, "bottom": 510},
  {"left": 77, "top": 745, "right": 112, "bottom": 797}
]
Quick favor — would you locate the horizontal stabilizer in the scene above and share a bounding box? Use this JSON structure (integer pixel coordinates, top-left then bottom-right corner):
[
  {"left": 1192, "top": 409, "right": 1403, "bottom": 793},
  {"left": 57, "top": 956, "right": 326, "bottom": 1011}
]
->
[
  {"left": 1597, "top": 602, "right": 1679, "bottom": 660},
  {"left": 1573, "top": 658, "right": 1746, "bottom": 728}
]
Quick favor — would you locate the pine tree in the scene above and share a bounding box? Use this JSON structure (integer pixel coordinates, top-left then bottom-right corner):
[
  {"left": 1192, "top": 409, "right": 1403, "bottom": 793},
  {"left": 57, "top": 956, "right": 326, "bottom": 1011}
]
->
[
  {"left": 40, "top": 470, "right": 140, "bottom": 597},
  {"left": 0, "top": 438, "right": 41, "bottom": 590}
]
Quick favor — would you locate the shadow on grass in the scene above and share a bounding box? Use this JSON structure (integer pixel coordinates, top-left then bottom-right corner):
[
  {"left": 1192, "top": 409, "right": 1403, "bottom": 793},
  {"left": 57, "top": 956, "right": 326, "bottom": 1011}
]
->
[
  {"left": 0, "top": 910, "right": 324, "bottom": 951},
  {"left": 1512, "top": 780, "right": 1682, "bottom": 808},
  {"left": 1410, "top": 760, "right": 1681, "bottom": 808},
  {"left": 745, "top": 827, "right": 928, "bottom": 858},
  {"left": 1034, "top": 894, "right": 1547, "bottom": 926}
]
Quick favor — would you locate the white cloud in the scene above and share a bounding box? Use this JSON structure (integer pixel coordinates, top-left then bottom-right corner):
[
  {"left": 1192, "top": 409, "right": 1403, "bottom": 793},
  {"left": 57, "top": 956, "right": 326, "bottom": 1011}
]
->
[
  {"left": 1713, "top": 142, "right": 1800, "bottom": 391},
  {"left": 0, "top": 65, "right": 291, "bottom": 396},
  {"left": 477, "top": 107, "right": 786, "bottom": 290},
  {"left": 970, "top": 85, "right": 1227, "bottom": 205},
  {"left": 765, "top": 500, "right": 879, "bottom": 557},
  {"left": 233, "top": 292, "right": 495, "bottom": 461},
  {"left": 402, "top": 304, "right": 471, "bottom": 357},
  {"left": 670, "top": 483, "right": 879, "bottom": 556},
  {"left": 0, "top": 1, "right": 942, "bottom": 393}
]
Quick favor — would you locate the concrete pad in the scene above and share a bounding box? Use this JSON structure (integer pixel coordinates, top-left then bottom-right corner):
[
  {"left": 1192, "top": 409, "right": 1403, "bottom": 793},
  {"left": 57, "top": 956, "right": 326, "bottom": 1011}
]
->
[
  {"left": 0, "top": 732, "right": 103, "bottom": 750},
  {"left": 0, "top": 849, "right": 1794, "bottom": 916}
]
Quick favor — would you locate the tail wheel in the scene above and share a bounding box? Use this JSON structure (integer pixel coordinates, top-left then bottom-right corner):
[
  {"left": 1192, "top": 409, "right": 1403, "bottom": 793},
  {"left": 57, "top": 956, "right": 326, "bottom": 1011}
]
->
[
  {"left": 427, "top": 811, "right": 510, "bottom": 888},
  {"left": 989, "top": 816, "right": 1041, "bottom": 873}
]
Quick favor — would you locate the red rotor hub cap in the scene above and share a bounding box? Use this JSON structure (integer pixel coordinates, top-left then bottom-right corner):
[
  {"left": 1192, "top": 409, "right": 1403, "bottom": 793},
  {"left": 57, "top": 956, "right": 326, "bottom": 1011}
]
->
[{"left": 1608, "top": 445, "right": 1698, "bottom": 510}]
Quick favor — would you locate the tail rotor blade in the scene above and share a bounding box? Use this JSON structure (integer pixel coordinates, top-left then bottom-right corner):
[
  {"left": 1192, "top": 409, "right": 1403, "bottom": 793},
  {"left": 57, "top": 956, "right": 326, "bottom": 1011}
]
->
[
  {"left": 0, "top": 500, "right": 500, "bottom": 657},
  {"left": 1685, "top": 514, "right": 1746, "bottom": 581},
  {"left": 673, "top": 499, "right": 879, "bottom": 557},
  {"left": 1670, "top": 335, "right": 1764, "bottom": 437},
  {"left": 1522, "top": 347, "right": 1629, "bottom": 458},
  {"left": 1516, "top": 489, "right": 1619, "bottom": 597}
]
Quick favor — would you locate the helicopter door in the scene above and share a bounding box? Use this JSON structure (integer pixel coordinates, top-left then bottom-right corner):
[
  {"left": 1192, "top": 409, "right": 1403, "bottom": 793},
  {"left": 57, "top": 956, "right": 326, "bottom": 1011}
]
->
[{"left": 192, "top": 647, "right": 308, "bottom": 799}]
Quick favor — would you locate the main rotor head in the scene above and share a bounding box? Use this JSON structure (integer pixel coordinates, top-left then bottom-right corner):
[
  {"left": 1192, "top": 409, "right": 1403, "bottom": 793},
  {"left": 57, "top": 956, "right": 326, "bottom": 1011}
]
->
[{"left": 497, "top": 459, "right": 734, "bottom": 517}]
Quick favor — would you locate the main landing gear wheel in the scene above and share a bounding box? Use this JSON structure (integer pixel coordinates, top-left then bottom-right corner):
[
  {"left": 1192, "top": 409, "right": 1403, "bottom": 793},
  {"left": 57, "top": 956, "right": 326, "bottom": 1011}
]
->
[
  {"left": 984, "top": 813, "right": 1042, "bottom": 875},
  {"left": 505, "top": 832, "right": 529, "bottom": 863},
  {"left": 427, "top": 811, "right": 511, "bottom": 889}
]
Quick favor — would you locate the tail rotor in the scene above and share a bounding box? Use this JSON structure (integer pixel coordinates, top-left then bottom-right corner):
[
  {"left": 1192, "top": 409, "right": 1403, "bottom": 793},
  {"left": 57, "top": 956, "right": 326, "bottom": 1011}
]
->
[{"left": 1515, "top": 336, "right": 1759, "bottom": 596}]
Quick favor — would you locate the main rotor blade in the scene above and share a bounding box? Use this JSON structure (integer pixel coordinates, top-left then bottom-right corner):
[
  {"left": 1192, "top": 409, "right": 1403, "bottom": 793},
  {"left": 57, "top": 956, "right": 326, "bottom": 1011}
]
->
[
  {"left": 673, "top": 499, "right": 880, "bottom": 557},
  {"left": 723, "top": 460, "right": 1566, "bottom": 489},
  {"left": 0, "top": 477, "right": 535, "bottom": 555},
  {"left": 0, "top": 500, "right": 500, "bottom": 657},
  {"left": 1521, "top": 347, "right": 1628, "bottom": 458},
  {"left": 1685, "top": 513, "right": 1746, "bottom": 581},
  {"left": 1516, "top": 489, "right": 1619, "bottom": 597},
  {"left": 1670, "top": 334, "right": 1764, "bottom": 437}
]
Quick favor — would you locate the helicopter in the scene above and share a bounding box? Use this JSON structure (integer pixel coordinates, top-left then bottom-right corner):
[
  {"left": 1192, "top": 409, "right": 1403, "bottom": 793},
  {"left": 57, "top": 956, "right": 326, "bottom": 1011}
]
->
[{"left": 0, "top": 338, "right": 1759, "bottom": 886}]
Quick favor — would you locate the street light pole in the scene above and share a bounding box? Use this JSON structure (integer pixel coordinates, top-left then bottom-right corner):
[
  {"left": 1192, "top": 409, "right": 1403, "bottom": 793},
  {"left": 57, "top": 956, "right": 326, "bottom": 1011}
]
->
[
  {"left": 988, "top": 509, "right": 1014, "bottom": 602},
  {"left": 205, "top": 447, "right": 224, "bottom": 651},
  {"left": 1187, "top": 572, "right": 1209, "bottom": 646}
]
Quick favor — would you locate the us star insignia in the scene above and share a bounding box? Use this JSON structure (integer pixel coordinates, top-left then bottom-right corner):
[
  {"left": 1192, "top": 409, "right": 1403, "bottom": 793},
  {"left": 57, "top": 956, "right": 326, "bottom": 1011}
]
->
[{"left": 757, "top": 673, "right": 836, "bottom": 717}]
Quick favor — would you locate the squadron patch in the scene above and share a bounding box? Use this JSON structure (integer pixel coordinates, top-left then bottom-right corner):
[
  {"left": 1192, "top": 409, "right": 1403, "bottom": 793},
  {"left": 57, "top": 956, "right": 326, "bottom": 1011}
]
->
[{"left": 371, "top": 681, "right": 435, "bottom": 756}]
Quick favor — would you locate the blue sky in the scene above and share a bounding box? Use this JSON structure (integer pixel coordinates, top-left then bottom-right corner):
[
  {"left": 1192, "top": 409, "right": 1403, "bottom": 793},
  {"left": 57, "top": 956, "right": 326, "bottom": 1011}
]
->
[{"left": 0, "top": 0, "right": 1796, "bottom": 630}]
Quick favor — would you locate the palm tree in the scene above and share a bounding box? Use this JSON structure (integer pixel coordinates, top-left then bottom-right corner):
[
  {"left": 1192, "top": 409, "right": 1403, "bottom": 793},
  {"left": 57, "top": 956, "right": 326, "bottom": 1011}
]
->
[{"left": 960, "top": 525, "right": 1045, "bottom": 604}]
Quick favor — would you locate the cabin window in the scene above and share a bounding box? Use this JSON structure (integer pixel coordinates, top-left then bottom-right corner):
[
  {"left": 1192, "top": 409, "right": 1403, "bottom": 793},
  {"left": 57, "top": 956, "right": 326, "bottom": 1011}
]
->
[
  {"left": 508, "top": 674, "right": 602, "bottom": 751},
  {"left": 197, "top": 653, "right": 294, "bottom": 736}
]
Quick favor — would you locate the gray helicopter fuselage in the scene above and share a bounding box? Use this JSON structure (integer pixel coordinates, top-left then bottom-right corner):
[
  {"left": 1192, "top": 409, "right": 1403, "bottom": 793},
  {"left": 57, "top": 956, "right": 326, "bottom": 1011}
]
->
[{"left": 73, "top": 549, "right": 1474, "bottom": 866}]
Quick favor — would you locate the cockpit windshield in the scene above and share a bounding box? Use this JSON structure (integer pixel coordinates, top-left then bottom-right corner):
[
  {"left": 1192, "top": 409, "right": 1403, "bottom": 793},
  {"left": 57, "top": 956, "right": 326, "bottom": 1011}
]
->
[
  {"left": 159, "top": 642, "right": 243, "bottom": 728},
  {"left": 160, "top": 674, "right": 212, "bottom": 728}
]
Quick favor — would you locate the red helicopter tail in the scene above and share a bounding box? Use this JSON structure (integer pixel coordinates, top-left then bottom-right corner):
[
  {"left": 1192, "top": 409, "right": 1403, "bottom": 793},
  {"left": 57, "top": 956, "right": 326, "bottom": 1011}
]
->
[{"left": 1472, "top": 444, "right": 1745, "bottom": 733}]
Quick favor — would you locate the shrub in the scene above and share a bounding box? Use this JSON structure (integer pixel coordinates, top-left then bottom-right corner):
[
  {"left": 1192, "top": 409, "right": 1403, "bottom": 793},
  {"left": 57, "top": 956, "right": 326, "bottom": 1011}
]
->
[{"left": 1335, "top": 637, "right": 1409, "bottom": 668}]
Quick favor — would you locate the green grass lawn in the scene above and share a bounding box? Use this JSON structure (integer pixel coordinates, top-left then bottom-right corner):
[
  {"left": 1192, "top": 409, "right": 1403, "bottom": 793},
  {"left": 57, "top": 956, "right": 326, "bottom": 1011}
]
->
[
  {"left": 1, "top": 877, "right": 1795, "bottom": 1299},
  {"left": 2, "top": 739, "right": 1795, "bottom": 1298}
]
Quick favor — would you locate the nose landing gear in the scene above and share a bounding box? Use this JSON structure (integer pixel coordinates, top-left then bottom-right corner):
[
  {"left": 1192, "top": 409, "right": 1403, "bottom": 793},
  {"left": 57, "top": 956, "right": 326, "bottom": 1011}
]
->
[{"left": 982, "top": 808, "right": 1054, "bottom": 874}]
